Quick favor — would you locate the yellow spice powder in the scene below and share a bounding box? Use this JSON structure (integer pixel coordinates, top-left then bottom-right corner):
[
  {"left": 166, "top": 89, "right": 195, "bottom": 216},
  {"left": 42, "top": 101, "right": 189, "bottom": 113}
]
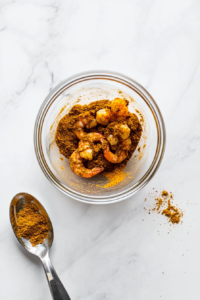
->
[
  {"left": 102, "top": 168, "right": 129, "bottom": 188},
  {"left": 149, "top": 190, "right": 183, "bottom": 224}
]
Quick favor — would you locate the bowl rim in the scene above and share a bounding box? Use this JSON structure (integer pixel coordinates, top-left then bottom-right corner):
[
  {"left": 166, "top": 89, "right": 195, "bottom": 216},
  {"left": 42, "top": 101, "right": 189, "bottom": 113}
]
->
[{"left": 34, "top": 70, "right": 166, "bottom": 204}]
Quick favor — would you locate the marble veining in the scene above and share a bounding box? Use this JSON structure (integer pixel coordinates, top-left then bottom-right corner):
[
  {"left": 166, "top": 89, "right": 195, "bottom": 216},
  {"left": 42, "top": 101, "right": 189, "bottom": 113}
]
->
[{"left": 1, "top": 0, "right": 200, "bottom": 299}]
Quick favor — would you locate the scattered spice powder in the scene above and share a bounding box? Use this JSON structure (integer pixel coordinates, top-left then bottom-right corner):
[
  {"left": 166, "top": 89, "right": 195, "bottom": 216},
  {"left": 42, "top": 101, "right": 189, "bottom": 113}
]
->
[
  {"left": 148, "top": 190, "right": 183, "bottom": 224},
  {"left": 155, "top": 198, "right": 163, "bottom": 211},
  {"left": 161, "top": 190, "right": 169, "bottom": 197},
  {"left": 162, "top": 200, "right": 182, "bottom": 224}
]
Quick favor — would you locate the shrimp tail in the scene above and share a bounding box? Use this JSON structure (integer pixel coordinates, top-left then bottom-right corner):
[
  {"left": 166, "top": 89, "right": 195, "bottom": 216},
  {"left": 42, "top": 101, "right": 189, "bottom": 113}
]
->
[
  {"left": 69, "top": 150, "right": 103, "bottom": 178},
  {"left": 82, "top": 167, "right": 103, "bottom": 178}
]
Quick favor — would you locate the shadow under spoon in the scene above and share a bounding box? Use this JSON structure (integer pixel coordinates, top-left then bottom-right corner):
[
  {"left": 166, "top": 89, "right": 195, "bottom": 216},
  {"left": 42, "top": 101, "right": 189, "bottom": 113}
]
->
[{"left": 10, "top": 192, "right": 71, "bottom": 300}]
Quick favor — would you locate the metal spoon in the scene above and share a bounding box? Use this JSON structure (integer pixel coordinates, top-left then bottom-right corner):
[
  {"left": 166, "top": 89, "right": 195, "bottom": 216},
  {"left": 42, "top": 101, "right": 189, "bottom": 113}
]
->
[{"left": 9, "top": 193, "right": 71, "bottom": 300}]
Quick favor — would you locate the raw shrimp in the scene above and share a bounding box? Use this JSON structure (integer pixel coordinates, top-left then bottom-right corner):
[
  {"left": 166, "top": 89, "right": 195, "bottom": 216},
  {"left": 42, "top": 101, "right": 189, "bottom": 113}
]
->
[
  {"left": 96, "top": 98, "right": 128, "bottom": 125},
  {"left": 106, "top": 123, "right": 130, "bottom": 150},
  {"left": 103, "top": 137, "right": 131, "bottom": 163},
  {"left": 69, "top": 150, "right": 103, "bottom": 178},
  {"left": 119, "top": 138, "right": 132, "bottom": 151},
  {"left": 107, "top": 134, "right": 119, "bottom": 146},
  {"left": 78, "top": 132, "right": 106, "bottom": 161},
  {"left": 96, "top": 109, "right": 112, "bottom": 126},
  {"left": 78, "top": 141, "right": 93, "bottom": 160},
  {"left": 86, "top": 132, "right": 106, "bottom": 143},
  {"left": 74, "top": 129, "right": 86, "bottom": 140},
  {"left": 117, "top": 124, "right": 130, "bottom": 140},
  {"left": 73, "top": 113, "right": 97, "bottom": 139},
  {"left": 109, "top": 123, "right": 130, "bottom": 141},
  {"left": 111, "top": 98, "right": 128, "bottom": 120}
]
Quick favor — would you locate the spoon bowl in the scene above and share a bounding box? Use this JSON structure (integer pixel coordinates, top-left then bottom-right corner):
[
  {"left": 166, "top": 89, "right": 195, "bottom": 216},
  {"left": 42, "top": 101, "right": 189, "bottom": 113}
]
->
[
  {"left": 10, "top": 193, "right": 71, "bottom": 300},
  {"left": 10, "top": 193, "right": 53, "bottom": 258}
]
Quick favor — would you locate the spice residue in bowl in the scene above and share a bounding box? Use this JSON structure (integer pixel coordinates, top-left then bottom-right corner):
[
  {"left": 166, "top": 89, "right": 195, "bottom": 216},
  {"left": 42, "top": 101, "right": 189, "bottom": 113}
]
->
[{"left": 102, "top": 166, "right": 130, "bottom": 188}]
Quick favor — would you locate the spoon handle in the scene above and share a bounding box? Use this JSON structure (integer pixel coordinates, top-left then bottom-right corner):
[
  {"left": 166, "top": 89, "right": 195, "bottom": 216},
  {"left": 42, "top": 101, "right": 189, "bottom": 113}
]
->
[{"left": 41, "top": 252, "right": 71, "bottom": 300}]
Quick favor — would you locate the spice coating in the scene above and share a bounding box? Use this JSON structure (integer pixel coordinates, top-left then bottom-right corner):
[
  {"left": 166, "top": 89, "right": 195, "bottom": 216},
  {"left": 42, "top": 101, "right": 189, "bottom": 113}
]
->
[
  {"left": 11, "top": 196, "right": 50, "bottom": 247},
  {"left": 55, "top": 99, "right": 143, "bottom": 178}
]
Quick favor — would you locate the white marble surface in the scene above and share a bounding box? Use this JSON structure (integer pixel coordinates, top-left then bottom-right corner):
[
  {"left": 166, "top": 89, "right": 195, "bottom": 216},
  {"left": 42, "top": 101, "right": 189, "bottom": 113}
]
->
[{"left": 1, "top": 0, "right": 200, "bottom": 299}]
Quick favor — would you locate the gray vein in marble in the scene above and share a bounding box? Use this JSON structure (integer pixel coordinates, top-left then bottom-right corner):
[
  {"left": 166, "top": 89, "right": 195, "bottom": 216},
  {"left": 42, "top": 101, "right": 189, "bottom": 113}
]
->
[
  {"left": 16, "top": 69, "right": 35, "bottom": 96},
  {"left": 45, "top": 61, "right": 54, "bottom": 91}
]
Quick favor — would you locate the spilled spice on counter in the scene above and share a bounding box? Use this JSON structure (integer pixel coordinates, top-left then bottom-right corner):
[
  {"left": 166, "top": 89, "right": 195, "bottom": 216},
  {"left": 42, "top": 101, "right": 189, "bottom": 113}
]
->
[
  {"left": 162, "top": 199, "right": 182, "bottom": 224},
  {"left": 148, "top": 190, "right": 183, "bottom": 224},
  {"left": 161, "top": 190, "right": 169, "bottom": 197},
  {"left": 156, "top": 198, "right": 163, "bottom": 211}
]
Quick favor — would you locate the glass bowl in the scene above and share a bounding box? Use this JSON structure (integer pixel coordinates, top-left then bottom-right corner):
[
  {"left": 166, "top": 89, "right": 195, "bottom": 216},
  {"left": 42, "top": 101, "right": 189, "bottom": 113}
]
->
[{"left": 34, "top": 71, "right": 165, "bottom": 204}]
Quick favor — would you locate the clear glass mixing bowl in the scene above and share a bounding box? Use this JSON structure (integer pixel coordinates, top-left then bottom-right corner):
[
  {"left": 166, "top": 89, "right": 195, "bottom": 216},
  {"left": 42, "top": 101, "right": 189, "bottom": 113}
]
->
[{"left": 34, "top": 71, "right": 166, "bottom": 204}]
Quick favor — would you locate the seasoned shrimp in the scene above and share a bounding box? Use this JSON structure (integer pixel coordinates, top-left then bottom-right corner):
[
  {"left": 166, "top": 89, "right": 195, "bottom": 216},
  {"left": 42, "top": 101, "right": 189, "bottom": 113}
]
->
[
  {"left": 73, "top": 113, "right": 97, "bottom": 139},
  {"left": 78, "top": 133, "right": 106, "bottom": 161},
  {"left": 111, "top": 98, "right": 128, "bottom": 120},
  {"left": 107, "top": 134, "right": 119, "bottom": 146},
  {"left": 110, "top": 137, "right": 131, "bottom": 152},
  {"left": 78, "top": 141, "right": 93, "bottom": 160},
  {"left": 106, "top": 123, "right": 130, "bottom": 150},
  {"left": 96, "top": 109, "right": 112, "bottom": 126},
  {"left": 116, "top": 123, "right": 130, "bottom": 140},
  {"left": 86, "top": 132, "right": 105, "bottom": 143},
  {"left": 69, "top": 150, "right": 103, "bottom": 178},
  {"left": 103, "top": 135, "right": 131, "bottom": 164},
  {"left": 103, "top": 144, "right": 127, "bottom": 163},
  {"left": 119, "top": 138, "right": 132, "bottom": 151},
  {"left": 106, "top": 122, "right": 130, "bottom": 141},
  {"left": 96, "top": 98, "right": 128, "bottom": 125},
  {"left": 74, "top": 129, "right": 86, "bottom": 140},
  {"left": 74, "top": 113, "right": 97, "bottom": 129}
]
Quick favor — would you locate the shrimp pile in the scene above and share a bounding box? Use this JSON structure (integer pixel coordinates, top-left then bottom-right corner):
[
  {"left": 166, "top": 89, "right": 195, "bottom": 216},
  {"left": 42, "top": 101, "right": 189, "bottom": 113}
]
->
[{"left": 55, "top": 98, "right": 143, "bottom": 178}]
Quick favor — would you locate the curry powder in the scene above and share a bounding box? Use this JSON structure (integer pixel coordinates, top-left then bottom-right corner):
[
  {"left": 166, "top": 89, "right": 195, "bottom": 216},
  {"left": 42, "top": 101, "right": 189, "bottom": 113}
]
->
[{"left": 11, "top": 199, "right": 49, "bottom": 247}]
